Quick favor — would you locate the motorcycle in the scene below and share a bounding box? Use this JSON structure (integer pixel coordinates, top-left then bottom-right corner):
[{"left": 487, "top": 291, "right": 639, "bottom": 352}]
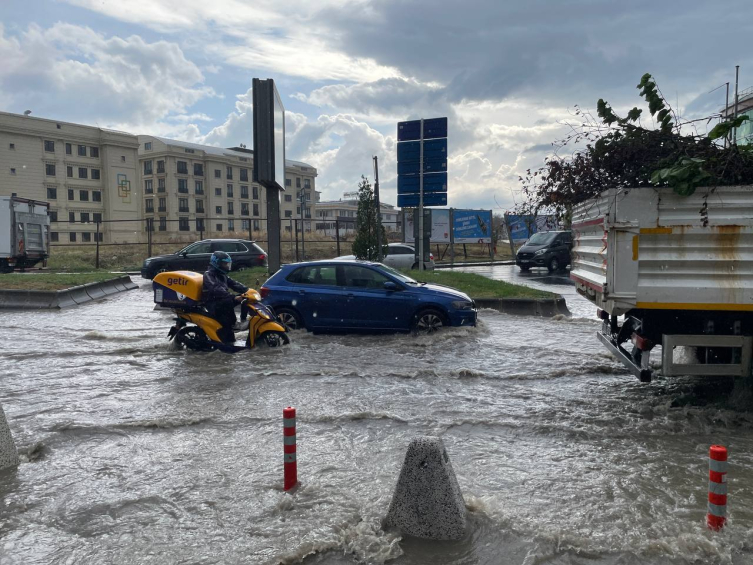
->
[{"left": 153, "top": 271, "right": 290, "bottom": 353}]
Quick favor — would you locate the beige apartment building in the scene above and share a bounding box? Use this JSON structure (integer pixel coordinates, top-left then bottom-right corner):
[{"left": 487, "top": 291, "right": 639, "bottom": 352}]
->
[
  {"left": 0, "top": 111, "right": 141, "bottom": 243},
  {"left": 138, "top": 136, "right": 318, "bottom": 239},
  {"left": 315, "top": 196, "right": 400, "bottom": 237}
]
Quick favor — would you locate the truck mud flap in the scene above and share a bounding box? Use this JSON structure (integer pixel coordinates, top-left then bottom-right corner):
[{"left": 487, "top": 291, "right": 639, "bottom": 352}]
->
[{"left": 596, "top": 331, "right": 653, "bottom": 383}]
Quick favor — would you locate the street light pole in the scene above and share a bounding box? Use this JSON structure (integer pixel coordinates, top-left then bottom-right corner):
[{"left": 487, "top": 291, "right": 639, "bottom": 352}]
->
[{"left": 373, "top": 156, "right": 383, "bottom": 261}]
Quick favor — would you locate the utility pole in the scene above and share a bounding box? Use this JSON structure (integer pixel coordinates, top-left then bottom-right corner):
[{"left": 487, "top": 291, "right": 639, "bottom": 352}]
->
[
  {"left": 725, "top": 82, "right": 730, "bottom": 149},
  {"left": 734, "top": 65, "right": 740, "bottom": 145},
  {"left": 300, "top": 188, "right": 306, "bottom": 260},
  {"left": 373, "top": 156, "right": 383, "bottom": 261},
  {"left": 418, "top": 119, "right": 424, "bottom": 272}
]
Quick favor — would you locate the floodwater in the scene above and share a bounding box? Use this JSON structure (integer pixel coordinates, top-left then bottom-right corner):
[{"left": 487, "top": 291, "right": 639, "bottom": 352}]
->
[{"left": 1, "top": 277, "right": 753, "bottom": 565}]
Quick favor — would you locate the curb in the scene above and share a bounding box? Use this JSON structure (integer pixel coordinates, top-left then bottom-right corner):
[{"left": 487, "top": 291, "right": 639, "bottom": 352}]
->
[
  {"left": 473, "top": 296, "right": 571, "bottom": 317},
  {"left": 0, "top": 275, "right": 138, "bottom": 310},
  {"left": 435, "top": 261, "right": 515, "bottom": 269}
]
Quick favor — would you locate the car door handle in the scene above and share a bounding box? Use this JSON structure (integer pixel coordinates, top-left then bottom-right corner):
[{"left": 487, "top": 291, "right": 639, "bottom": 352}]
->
[{"left": 298, "top": 290, "right": 306, "bottom": 295}]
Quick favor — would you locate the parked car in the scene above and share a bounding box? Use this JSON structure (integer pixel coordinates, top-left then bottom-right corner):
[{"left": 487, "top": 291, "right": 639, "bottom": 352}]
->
[
  {"left": 515, "top": 230, "right": 572, "bottom": 272},
  {"left": 336, "top": 243, "right": 435, "bottom": 270},
  {"left": 140, "top": 239, "right": 267, "bottom": 279},
  {"left": 261, "top": 260, "right": 476, "bottom": 334}
]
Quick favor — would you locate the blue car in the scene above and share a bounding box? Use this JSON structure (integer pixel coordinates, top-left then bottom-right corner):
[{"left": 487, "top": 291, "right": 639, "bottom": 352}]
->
[{"left": 260, "top": 260, "right": 477, "bottom": 334}]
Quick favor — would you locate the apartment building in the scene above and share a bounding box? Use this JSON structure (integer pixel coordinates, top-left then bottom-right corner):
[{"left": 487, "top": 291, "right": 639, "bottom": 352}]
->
[
  {"left": 138, "top": 136, "right": 318, "bottom": 237},
  {"left": 315, "top": 197, "right": 399, "bottom": 236},
  {"left": 0, "top": 111, "right": 141, "bottom": 243}
]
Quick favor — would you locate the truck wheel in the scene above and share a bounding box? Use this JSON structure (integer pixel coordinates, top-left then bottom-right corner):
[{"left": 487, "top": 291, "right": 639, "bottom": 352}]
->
[
  {"left": 547, "top": 257, "right": 560, "bottom": 273},
  {"left": 0, "top": 260, "right": 13, "bottom": 274}
]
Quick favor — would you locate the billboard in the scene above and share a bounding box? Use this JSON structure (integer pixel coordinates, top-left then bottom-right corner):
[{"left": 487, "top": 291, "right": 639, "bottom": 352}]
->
[
  {"left": 453, "top": 210, "right": 492, "bottom": 243},
  {"left": 506, "top": 215, "right": 558, "bottom": 242},
  {"left": 252, "top": 78, "right": 285, "bottom": 191},
  {"left": 404, "top": 208, "right": 451, "bottom": 243}
]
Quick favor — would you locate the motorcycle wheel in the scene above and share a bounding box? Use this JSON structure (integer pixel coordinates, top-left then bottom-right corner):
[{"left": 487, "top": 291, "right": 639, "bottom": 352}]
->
[
  {"left": 260, "top": 330, "right": 290, "bottom": 348},
  {"left": 175, "top": 326, "right": 217, "bottom": 351}
]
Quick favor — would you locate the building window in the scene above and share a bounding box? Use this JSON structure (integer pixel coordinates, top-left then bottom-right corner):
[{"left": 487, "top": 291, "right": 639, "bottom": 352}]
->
[
  {"left": 196, "top": 218, "right": 205, "bottom": 231},
  {"left": 296, "top": 178, "right": 301, "bottom": 188},
  {"left": 185, "top": 148, "right": 195, "bottom": 154},
  {"left": 69, "top": 212, "right": 75, "bottom": 223},
  {"left": 227, "top": 185, "right": 234, "bottom": 198},
  {"left": 177, "top": 161, "right": 188, "bottom": 174},
  {"left": 44, "top": 140, "right": 55, "bottom": 152},
  {"left": 284, "top": 210, "right": 292, "bottom": 218},
  {"left": 179, "top": 198, "right": 189, "bottom": 213},
  {"left": 78, "top": 167, "right": 88, "bottom": 179},
  {"left": 81, "top": 212, "right": 90, "bottom": 223},
  {"left": 69, "top": 232, "right": 77, "bottom": 242},
  {"left": 93, "top": 213, "right": 102, "bottom": 223},
  {"left": 226, "top": 166, "right": 233, "bottom": 180},
  {"left": 144, "top": 142, "right": 152, "bottom": 150},
  {"left": 78, "top": 145, "right": 87, "bottom": 157},
  {"left": 216, "top": 224, "right": 223, "bottom": 232},
  {"left": 241, "top": 203, "right": 249, "bottom": 216},
  {"left": 65, "top": 143, "right": 71, "bottom": 155},
  {"left": 146, "top": 199, "right": 154, "bottom": 213},
  {"left": 158, "top": 178, "right": 165, "bottom": 192},
  {"left": 8, "top": 143, "right": 14, "bottom": 149},
  {"left": 50, "top": 210, "right": 58, "bottom": 222},
  {"left": 144, "top": 160, "right": 153, "bottom": 175},
  {"left": 46, "top": 164, "right": 56, "bottom": 176},
  {"left": 285, "top": 178, "right": 291, "bottom": 187},
  {"left": 253, "top": 203, "right": 259, "bottom": 216},
  {"left": 67, "top": 166, "right": 73, "bottom": 178},
  {"left": 93, "top": 191, "right": 101, "bottom": 202},
  {"left": 90, "top": 147, "right": 99, "bottom": 158},
  {"left": 158, "top": 198, "right": 166, "bottom": 212},
  {"left": 179, "top": 217, "right": 189, "bottom": 231},
  {"left": 79, "top": 190, "right": 89, "bottom": 201},
  {"left": 216, "top": 206, "right": 222, "bottom": 215},
  {"left": 159, "top": 217, "right": 166, "bottom": 231},
  {"left": 81, "top": 232, "right": 91, "bottom": 242},
  {"left": 228, "top": 201, "right": 234, "bottom": 215},
  {"left": 215, "top": 187, "right": 222, "bottom": 196},
  {"left": 196, "top": 200, "right": 204, "bottom": 213},
  {"left": 241, "top": 219, "right": 250, "bottom": 230},
  {"left": 178, "top": 179, "right": 188, "bottom": 193},
  {"left": 252, "top": 186, "right": 259, "bottom": 199},
  {"left": 195, "top": 181, "right": 203, "bottom": 195},
  {"left": 194, "top": 163, "right": 204, "bottom": 177},
  {"left": 228, "top": 219, "right": 234, "bottom": 231},
  {"left": 214, "top": 169, "right": 221, "bottom": 178},
  {"left": 297, "top": 207, "right": 300, "bottom": 215},
  {"left": 157, "top": 160, "right": 165, "bottom": 174},
  {"left": 121, "top": 156, "right": 126, "bottom": 162},
  {"left": 304, "top": 179, "right": 311, "bottom": 189},
  {"left": 50, "top": 232, "right": 59, "bottom": 242},
  {"left": 91, "top": 169, "right": 100, "bottom": 180},
  {"left": 240, "top": 168, "right": 248, "bottom": 182},
  {"left": 253, "top": 220, "right": 260, "bottom": 231},
  {"left": 284, "top": 194, "right": 292, "bottom": 202},
  {"left": 10, "top": 168, "right": 15, "bottom": 175},
  {"left": 240, "top": 185, "right": 248, "bottom": 199},
  {"left": 145, "top": 180, "right": 153, "bottom": 194}
]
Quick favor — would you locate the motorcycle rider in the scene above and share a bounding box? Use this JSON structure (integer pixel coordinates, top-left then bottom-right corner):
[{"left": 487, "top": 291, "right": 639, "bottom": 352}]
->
[{"left": 202, "top": 251, "right": 249, "bottom": 343}]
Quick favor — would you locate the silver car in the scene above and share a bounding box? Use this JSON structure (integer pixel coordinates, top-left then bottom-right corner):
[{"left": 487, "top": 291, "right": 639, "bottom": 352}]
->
[{"left": 337, "top": 243, "right": 435, "bottom": 270}]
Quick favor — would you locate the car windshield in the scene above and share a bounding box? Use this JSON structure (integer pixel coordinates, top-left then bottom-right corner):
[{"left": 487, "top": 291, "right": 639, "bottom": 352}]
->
[
  {"left": 175, "top": 243, "right": 193, "bottom": 254},
  {"left": 377, "top": 264, "right": 418, "bottom": 285},
  {"left": 527, "top": 232, "right": 557, "bottom": 245}
]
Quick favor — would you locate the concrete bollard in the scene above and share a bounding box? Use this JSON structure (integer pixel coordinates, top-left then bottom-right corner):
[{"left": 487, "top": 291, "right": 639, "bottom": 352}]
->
[
  {"left": 384, "top": 437, "right": 466, "bottom": 540},
  {"left": 707, "top": 445, "right": 728, "bottom": 531},
  {"left": 283, "top": 407, "right": 297, "bottom": 491},
  {"left": 0, "top": 403, "right": 20, "bottom": 471}
]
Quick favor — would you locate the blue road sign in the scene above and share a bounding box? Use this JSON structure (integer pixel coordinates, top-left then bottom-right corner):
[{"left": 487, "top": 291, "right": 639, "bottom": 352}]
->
[
  {"left": 397, "top": 158, "right": 447, "bottom": 175},
  {"left": 397, "top": 120, "right": 421, "bottom": 142},
  {"left": 397, "top": 192, "right": 448, "bottom": 207},
  {"left": 397, "top": 138, "right": 447, "bottom": 163},
  {"left": 397, "top": 172, "right": 447, "bottom": 194},
  {"left": 422, "top": 117, "right": 447, "bottom": 140}
]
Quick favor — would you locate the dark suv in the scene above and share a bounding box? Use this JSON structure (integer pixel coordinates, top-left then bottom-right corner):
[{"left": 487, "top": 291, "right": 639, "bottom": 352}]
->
[
  {"left": 140, "top": 239, "right": 267, "bottom": 279},
  {"left": 516, "top": 230, "right": 572, "bottom": 272}
]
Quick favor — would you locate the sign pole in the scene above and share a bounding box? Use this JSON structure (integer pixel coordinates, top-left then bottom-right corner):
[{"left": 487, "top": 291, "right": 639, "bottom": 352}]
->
[
  {"left": 373, "top": 156, "right": 383, "bottom": 261},
  {"left": 418, "top": 119, "right": 424, "bottom": 272}
]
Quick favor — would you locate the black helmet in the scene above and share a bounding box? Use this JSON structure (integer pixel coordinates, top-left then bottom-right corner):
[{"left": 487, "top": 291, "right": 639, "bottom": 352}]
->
[{"left": 210, "top": 250, "right": 232, "bottom": 272}]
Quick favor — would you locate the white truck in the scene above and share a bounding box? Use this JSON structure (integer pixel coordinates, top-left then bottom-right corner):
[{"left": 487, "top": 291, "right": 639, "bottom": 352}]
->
[
  {"left": 0, "top": 196, "right": 51, "bottom": 273},
  {"left": 571, "top": 186, "right": 753, "bottom": 382}
]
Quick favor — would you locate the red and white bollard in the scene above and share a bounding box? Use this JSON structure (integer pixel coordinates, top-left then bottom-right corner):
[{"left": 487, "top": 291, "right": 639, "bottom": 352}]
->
[
  {"left": 283, "top": 407, "right": 297, "bottom": 491},
  {"left": 707, "top": 445, "right": 728, "bottom": 531}
]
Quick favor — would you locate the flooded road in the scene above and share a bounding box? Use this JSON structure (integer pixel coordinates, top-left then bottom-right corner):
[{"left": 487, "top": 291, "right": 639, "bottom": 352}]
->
[{"left": 1, "top": 278, "right": 753, "bottom": 564}]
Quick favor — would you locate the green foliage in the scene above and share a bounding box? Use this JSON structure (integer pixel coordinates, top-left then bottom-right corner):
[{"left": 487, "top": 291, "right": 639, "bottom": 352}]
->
[
  {"left": 352, "top": 176, "right": 388, "bottom": 260},
  {"left": 650, "top": 157, "right": 711, "bottom": 196},
  {"left": 637, "top": 73, "right": 673, "bottom": 133},
  {"left": 708, "top": 115, "right": 750, "bottom": 141}
]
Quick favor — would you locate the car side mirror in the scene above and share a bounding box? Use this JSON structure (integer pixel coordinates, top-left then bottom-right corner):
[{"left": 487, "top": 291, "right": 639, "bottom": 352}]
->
[{"left": 384, "top": 281, "right": 399, "bottom": 291}]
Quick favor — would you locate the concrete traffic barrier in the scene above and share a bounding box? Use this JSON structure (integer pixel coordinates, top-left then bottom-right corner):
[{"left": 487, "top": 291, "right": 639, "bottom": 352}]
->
[
  {"left": 384, "top": 437, "right": 466, "bottom": 540},
  {"left": 0, "top": 403, "right": 19, "bottom": 471},
  {"left": 84, "top": 283, "right": 107, "bottom": 301},
  {"left": 55, "top": 290, "right": 77, "bottom": 309}
]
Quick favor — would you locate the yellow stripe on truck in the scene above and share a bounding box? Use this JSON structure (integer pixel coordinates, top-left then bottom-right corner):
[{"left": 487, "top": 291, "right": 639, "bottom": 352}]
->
[{"left": 639, "top": 227, "right": 673, "bottom": 234}]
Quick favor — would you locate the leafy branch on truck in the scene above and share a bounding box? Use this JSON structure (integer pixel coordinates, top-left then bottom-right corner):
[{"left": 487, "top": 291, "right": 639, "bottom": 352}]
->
[{"left": 516, "top": 73, "right": 753, "bottom": 220}]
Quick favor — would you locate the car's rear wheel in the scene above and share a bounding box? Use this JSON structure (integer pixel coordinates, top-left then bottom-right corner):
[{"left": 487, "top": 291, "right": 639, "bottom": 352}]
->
[
  {"left": 412, "top": 308, "right": 445, "bottom": 335},
  {"left": 411, "top": 262, "right": 418, "bottom": 270},
  {"left": 276, "top": 308, "right": 304, "bottom": 330}
]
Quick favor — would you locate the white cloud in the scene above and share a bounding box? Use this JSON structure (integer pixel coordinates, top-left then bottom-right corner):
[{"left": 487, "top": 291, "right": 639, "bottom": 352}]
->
[{"left": 0, "top": 23, "right": 215, "bottom": 130}]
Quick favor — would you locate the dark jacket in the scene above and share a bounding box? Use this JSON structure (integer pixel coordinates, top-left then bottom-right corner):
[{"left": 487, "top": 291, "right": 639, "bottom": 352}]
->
[{"left": 202, "top": 267, "right": 248, "bottom": 308}]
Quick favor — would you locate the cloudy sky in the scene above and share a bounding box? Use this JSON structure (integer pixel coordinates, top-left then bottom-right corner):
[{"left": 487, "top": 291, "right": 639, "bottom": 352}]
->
[{"left": 1, "top": 0, "right": 750, "bottom": 210}]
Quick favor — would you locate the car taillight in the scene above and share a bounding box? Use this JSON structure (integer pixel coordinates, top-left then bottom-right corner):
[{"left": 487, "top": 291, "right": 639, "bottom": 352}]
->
[
  {"left": 259, "top": 253, "right": 267, "bottom": 261},
  {"left": 260, "top": 286, "right": 270, "bottom": 298},
  {"left": 430, "top": 253, "right": 434, "bottom": 260}
]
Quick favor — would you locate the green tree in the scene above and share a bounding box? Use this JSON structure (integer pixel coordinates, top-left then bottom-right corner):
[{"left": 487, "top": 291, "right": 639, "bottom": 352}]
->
[{"left": 352, "top": 176, "right": 388, "bottom": 260}]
